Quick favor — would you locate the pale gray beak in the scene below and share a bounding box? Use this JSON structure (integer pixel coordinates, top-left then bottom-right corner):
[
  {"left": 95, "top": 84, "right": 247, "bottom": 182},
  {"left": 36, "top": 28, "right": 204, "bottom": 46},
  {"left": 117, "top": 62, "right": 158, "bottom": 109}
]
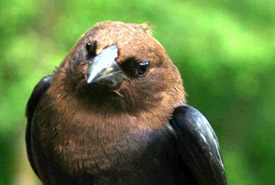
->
[{"left": 86, "top": 44, "right": 126, "bottom": 90}]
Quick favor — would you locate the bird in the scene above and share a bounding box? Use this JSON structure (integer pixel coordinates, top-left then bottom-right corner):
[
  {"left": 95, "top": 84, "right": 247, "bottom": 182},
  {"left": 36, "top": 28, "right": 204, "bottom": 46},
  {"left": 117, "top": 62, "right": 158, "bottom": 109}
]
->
[{"left": 26, "top": 21, "right": 227, "bottom": 185}]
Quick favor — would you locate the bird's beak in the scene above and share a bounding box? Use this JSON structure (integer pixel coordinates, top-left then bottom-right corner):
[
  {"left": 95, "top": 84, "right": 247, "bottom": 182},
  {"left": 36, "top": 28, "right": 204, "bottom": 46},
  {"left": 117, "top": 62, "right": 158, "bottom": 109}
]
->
[{"left": 86, "top": 44, "right": 125, "bottom": 90}]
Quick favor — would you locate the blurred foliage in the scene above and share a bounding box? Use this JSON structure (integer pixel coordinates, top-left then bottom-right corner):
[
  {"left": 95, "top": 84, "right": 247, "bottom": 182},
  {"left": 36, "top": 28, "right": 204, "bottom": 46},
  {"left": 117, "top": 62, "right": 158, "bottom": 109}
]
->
[{"left": 0, "top": 0, "right": 274, "bottom": 184}]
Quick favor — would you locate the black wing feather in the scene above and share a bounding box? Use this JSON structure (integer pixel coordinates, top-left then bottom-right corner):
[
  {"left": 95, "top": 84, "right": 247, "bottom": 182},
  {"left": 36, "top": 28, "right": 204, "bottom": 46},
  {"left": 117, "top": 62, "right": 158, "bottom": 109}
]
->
[
  {"left": 25, "top": 75, "right": 52, "bottom": 177},
  {"left": 169, "top": 105, "right": 227, "bottom": 185}
]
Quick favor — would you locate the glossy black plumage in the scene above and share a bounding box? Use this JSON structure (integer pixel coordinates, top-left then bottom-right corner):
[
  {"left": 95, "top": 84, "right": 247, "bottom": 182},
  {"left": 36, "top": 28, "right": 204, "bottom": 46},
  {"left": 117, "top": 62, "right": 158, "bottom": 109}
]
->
[
  {"left": 26, "top": 75, "right": 52, "bottom": 177},
  {"left": 169, "top": 105, "right": 227, "bottom": 185}
]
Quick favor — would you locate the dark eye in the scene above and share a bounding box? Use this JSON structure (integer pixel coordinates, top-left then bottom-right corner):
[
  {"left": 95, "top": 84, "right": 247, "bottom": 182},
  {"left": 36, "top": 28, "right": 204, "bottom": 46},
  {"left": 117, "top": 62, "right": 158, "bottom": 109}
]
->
[
  {"left": 86, "top": 41, "right": 91, "bottom": 50},
  {"left": 136, "top": 60, "right": 150, "bottom": 76},
  {"left": 86, "top": 41, "right": 96, "bottom": 59}
]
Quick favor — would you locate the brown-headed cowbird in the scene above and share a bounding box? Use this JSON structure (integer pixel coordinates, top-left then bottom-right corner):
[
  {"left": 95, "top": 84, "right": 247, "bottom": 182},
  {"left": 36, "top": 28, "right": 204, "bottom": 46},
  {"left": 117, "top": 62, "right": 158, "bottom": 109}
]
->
[{"left": 26, "top": 21, "right": 227, "bottom": 185}]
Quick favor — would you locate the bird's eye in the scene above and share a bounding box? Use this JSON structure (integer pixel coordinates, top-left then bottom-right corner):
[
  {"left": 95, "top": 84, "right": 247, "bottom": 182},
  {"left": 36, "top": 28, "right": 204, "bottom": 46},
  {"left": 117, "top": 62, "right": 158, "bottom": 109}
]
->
[
  {"left": 86, "top": 41, "right": 96, "bottom": 59},
  {"left": 136, "top": 60, "right": 150, "bottom": 76},
  {"left": 86, "top": 41, "right": 92, "bottom": 51}
]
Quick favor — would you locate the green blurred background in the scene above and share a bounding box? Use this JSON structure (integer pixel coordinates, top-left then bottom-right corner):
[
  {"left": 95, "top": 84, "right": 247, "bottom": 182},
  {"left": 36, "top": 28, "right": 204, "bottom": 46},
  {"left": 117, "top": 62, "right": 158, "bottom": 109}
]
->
[{"left": 0, "top": 0, "right": 274, "bottom": 184}]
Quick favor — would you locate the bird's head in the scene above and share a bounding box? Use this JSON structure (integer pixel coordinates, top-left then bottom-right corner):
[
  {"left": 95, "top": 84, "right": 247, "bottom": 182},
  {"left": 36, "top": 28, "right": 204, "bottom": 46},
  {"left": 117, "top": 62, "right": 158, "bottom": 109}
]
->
[{"left": 56, "top": 21, "right": 185, "bottom": 113}]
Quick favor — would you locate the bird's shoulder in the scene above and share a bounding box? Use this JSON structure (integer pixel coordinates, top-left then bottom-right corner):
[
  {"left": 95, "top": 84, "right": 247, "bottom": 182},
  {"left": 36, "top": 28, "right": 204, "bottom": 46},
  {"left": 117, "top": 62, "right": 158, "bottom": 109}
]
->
[
  {"left": 167, "top": 104, "right": 227, "bottom": 185},
  {"left": 26, "top": 75, "right": 52, "bottom": 122}
]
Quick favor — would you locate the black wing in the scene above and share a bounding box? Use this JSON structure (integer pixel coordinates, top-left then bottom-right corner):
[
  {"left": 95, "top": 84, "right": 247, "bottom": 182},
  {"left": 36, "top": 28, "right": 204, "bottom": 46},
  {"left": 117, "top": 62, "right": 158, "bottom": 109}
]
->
[
  {"left": 169, "top": 105, "right": 227, "bottom": 185},
  {"left": 25, "top": 75, "right": 52, "bottom": 177}
]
